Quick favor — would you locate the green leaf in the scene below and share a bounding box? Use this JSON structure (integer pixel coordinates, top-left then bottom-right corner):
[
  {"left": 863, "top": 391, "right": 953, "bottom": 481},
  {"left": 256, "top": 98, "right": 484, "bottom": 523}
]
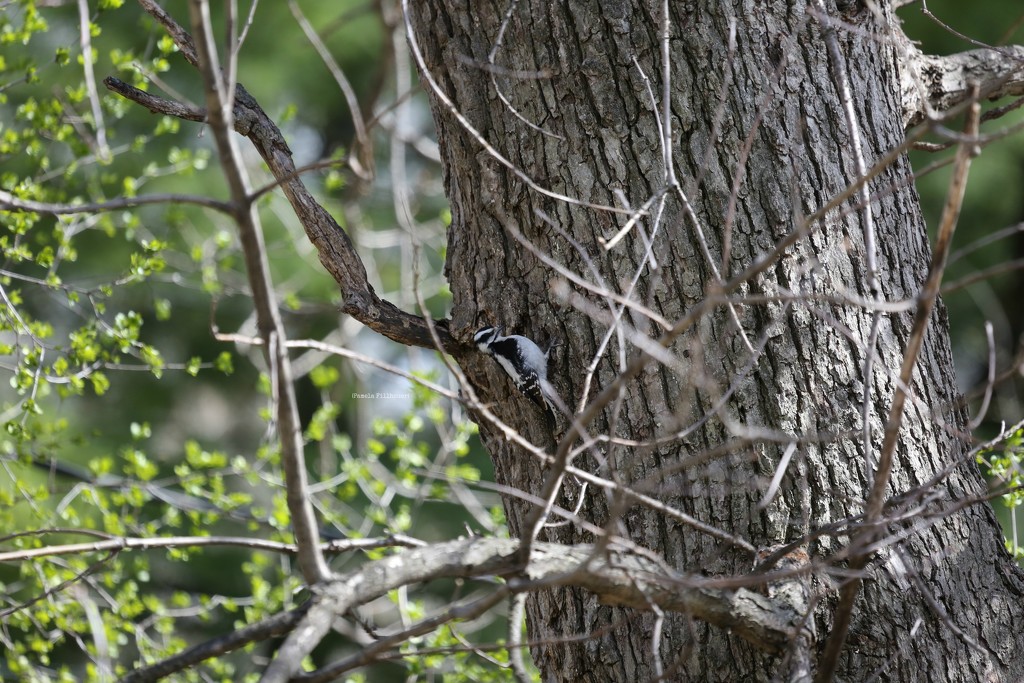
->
[
  {"left": 309, "top": 365, "right": 339, "bottom": 389},
  {"left": 215, "top": 352, "right": 234, "bottom": 375}
]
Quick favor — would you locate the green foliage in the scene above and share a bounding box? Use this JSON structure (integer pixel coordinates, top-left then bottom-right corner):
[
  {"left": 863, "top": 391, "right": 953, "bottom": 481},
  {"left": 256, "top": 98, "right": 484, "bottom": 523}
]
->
[
  {"left": 978, "top": 425, "right": 1024, "bottom": 563},
  {"left": 0, "top": 2, "right": 491, "bottom": 679},
  {"left": 401, "top": 622, "right": 530, "bottom": 683}
]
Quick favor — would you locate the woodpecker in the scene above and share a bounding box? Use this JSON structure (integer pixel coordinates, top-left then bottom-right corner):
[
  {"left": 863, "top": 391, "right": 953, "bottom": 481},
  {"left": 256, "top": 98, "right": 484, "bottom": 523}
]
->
[{"left": 473, "top": 325, "right": 558, "bottom": 421}]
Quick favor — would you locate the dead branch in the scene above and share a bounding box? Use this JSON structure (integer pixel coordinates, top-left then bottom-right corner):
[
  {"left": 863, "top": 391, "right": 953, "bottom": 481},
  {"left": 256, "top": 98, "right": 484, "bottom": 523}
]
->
[{"left": 901, "top": 39, "right": 1024, "bottom": 126}]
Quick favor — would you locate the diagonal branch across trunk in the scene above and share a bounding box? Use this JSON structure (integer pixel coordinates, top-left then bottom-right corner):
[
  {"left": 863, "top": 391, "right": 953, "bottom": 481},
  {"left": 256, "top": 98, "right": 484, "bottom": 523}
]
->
[{"left": 105, "top": 0, "right": 457, "bottom": 352}]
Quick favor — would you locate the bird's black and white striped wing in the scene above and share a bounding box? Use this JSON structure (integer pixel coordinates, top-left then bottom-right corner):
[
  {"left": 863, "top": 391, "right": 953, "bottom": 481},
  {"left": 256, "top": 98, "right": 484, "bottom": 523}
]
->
[{"left": 488, "top": 336, "right": 550, "bottom": 413}]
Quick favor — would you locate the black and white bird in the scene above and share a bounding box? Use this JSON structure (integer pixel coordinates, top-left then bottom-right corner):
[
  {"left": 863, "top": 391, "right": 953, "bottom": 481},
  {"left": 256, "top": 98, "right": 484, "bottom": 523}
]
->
[{"left": 474, "top": 325, "right": 559, "bottom": 421}]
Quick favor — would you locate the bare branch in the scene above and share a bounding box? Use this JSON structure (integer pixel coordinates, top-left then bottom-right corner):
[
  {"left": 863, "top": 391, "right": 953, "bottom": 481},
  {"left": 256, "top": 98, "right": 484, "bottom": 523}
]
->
[
  {"left": 77, "top": 0, "right": 111, "bottom": 161},
  {"left": 185, "top": 0, "right": 329, "bottom": 584},
  {"left": 902, "top": 41, "right": 1024, "bottom": 126},
  {"left": 122, "top": 602, "right": 312, "bottom": 683},
  {"left": 0, "top": 532, "right": 424, "bottom": 565},
  {"left": 967, "top": 321, "right": 996, "bottom": 430},
  {"left": 0, "top": 535, "right": 293, "bottom": 563},
  {"left": 507, "top": 591, "right": 531, "bottom": 683},
  {"left": 287, "top": 0, "right": 372, "bottom": 171},
  {"left": 0, "top": 187, "right": 232, "bottom": 215}
]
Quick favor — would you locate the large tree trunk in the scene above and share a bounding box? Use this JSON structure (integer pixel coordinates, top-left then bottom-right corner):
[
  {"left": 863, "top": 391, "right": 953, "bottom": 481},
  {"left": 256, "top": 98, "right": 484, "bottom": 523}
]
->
[{"left": 409, "top": 1, "right": 1024, "bottom": 680}]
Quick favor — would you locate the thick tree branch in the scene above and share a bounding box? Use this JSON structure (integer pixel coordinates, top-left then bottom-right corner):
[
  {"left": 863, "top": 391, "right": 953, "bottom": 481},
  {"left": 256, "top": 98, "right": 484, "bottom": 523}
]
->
[
  {"left": 126, "top": 537, "right": 802, "bottom": 683},
  {"left": 309, "top": 536, "right": 804, "bottom": 674},
  {"left": 901, "top": 40, "right": 1024, "bottom": 126},
  {"left": 103, "top": 0, "right": 455, "bottom": 352}
]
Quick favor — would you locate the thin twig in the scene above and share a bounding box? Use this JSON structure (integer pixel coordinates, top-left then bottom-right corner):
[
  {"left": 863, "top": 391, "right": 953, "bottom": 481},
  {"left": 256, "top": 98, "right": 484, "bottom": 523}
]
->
[
  {"left": 967, "top": 321, "right": 996, "bottom": 430},
  {"left": 758, "top": 442, "right": 799, "bottom": 510},
  {"left": 213, "top": 330, "right": 464, "bottom": 401},
  {"left": 77, "top": 0, "right": 110, "bottom": 161},
  {"left": 122, "top": 601, "right": 312, "bottom": 683},
  {"left": 941, "top": 257, "right": 1024, "bottom": 294},
  {"left": 297, "top": 589, "right": 511, "bottom": 682},
  {"left": 486, "top": 0, "right": 563, "bottom": 140},
  {"left": 947, "top": 222, "right": 1024, "bottom": 264},
  {"left": 288, "top": 0, "right": 371, "bottom": 163},
  {"left": 0, "top": 188, "right": 232, "bottom": 215},
  {"left": 0, "top": 551, "right": 116, "bottom": 619},
  {"left": 401, "top": 0, "right": 632, "bottom": 217}
]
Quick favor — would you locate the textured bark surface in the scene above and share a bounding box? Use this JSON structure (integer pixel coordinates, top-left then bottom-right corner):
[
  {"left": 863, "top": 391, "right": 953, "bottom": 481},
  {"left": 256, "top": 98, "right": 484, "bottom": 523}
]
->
[{"left": 409, "top": 1, "right": 1024, "bottom": 680}]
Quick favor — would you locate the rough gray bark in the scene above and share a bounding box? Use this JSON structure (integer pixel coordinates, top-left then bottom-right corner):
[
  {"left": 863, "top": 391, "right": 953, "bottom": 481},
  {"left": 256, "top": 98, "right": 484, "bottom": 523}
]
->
[{"left": 409, "top": 1, "right": 1024, "bottom": 681}]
